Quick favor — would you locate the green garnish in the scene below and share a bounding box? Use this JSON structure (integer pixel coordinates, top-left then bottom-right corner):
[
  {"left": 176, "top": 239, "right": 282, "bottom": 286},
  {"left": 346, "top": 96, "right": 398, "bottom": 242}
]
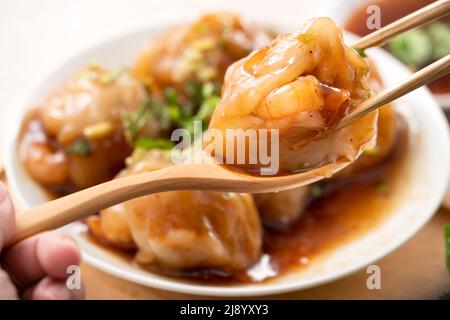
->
[
  {"left": 66, "top": 138, "right": 92, "bottom": 156},
  {"left": 355, "top": 48, "right": 368, "bottom": 58},
  {"left": 178, "top": 117, "right": 197, "bottom": 135},
  {"left": 164, "top": 88, "right": 184, "bottom": 123},
  {"left": 185, "top": 80, "right": 204, "bottom": 112},
  {"left": 195, "top": 82, "right": 220, "bottom": 121},
  {"left": 150, "top": 101, "right": 172, "bottom": 130},
  {"left": 123, "top": 81, "right": 221, "bottom": 147},
  {"left": 196, "top": 95, "right": 220, "bottom": 121},
  {"left": 168, "top": 104, "right": 182, "bottom": 123},
  {"left": 122, "top": 100, "right": 153, "bottom": 145},
  {"left": 311, "top": 185, "right": 322, "bottom": 198},
  {"left": 445, "top": 224, "right": 450, "bottom": 272},
  {"left": 135, "top": 137, "right": 174, "bottom": 150},
  {"left": 297, "top": 162, "right": 311, "bottom": 170},
  {"left": 172, "top": 81, "right": 220, "bottom": 133},
  {"left": 164, "top": 87, "right": 179, "bottom": 106},
  {"left": 98, "top": 67, "right": 127, "bottom": 84},
  {"left": 122, "top": 97, "right": 177, "bottom": 145},
  {"left": 201, "top": 82, "right": 215, "bottom": 97},
  {"left": 388, "top": 29, "right": 433, "bottom": 67},
  {"left": 428, "top": 22, "right": 450, "bottom": 60}
]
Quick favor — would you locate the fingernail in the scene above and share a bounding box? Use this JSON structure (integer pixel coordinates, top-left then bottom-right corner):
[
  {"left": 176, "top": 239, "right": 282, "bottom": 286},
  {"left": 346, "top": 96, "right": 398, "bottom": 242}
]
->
[
  {"left": 46, "top": 279, "right": 72, "bottom": 300},
  {"left": 61, "top": 236, "right": 82, "bottom": 264}
]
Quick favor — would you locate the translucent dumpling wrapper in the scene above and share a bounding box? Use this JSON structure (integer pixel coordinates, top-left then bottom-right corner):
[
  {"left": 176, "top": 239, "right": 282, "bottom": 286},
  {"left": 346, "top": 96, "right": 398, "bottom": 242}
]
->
[
  {"left": 19, "top": 66, "right": 161, "bottom": 191},
  {"left": 133, "top": 13, "right": 271, "bottom": 90},
  {"left": 254, "top": 186, "right": 311, "bottom": 230},
  {"left": 207, "top": 17, "right": 378, "bottom": 176},
  {"left": 37, "top": 66, "right": 155, "bottom": 145},
  {"left": 335, "top": 61, "right": 401, "bottom": 179},
  {"left": 88, "top": 150, "right": 263, "bottom": 272}
]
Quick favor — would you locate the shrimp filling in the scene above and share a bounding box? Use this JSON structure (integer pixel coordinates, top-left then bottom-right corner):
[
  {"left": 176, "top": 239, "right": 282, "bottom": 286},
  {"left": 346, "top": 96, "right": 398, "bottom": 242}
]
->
[{"left": 208, "top": 17, "right": 377, "bottom": 174}]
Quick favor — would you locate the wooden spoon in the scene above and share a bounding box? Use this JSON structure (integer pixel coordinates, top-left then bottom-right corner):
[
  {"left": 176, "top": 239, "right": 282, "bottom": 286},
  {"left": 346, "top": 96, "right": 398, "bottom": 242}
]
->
[
  {"left": 9, "top": 51, "right": 449, "bottom": 246},
  {"left": 8, "top": 1, "right": 450, "bottom": 245},
  {"left": 9, "top": 162, "right": 341, "bottom": 245}
]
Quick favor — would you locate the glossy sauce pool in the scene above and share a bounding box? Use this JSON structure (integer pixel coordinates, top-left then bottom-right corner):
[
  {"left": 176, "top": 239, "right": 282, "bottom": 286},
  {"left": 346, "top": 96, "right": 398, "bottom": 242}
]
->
[{"left": 85, "top": 117, "right": 409, "bottom": 285}]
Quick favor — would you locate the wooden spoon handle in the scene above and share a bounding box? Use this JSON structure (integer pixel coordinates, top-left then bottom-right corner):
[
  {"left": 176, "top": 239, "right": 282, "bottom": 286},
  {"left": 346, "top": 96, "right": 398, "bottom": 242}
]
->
[
  {"left": 352, "top": 0, "right": 450, "bottom": 50},
  {"left": 8, "top": 166, "right": 179, "bottom": 245}
]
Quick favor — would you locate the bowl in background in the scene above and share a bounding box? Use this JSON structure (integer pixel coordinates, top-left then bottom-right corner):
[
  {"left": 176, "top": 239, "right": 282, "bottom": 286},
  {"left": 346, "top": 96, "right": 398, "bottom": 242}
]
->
[{"left": 331, "top": 0, "right": 450, "bottom": 109}]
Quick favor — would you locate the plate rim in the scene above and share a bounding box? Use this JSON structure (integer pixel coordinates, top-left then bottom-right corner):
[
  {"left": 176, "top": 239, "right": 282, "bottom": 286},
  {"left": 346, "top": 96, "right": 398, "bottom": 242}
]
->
[{"left": 4, "top": 21, "right": 450, "bottom": 297}]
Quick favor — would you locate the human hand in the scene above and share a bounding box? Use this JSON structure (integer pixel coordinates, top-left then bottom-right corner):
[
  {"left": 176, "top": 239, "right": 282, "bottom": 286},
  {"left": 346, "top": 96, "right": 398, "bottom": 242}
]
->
[{"left": 0, "top": 182, "right": 84, "bottom": 299}]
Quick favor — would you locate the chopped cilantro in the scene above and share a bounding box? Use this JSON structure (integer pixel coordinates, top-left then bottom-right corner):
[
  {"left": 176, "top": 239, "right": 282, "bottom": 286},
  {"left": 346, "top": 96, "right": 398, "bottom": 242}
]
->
[
  {"left": 168, "top": 104, "right": 182, "bottom": 123},
  {"left": 135, "top": 137, "right": 174, "bottom": 150},
  {"left": 123, "top": 81, "right": 220, "bottom": 147},
  {"left": 196, "top": 95, "right": 220, "bottom": 121},
  {"left": 194, "top": 81, "right": 220, "bottom": 121},
  {"left": 150, "top": 101, "right": 172, "bottom": 130},
  {"left": 66, "top": 138, "right": 91, "bottom": 156},
  {"left": 185, "top": 80, "right": 204, "bottom": 112},
  {"left": 179, "top": 117, "right": 197, "bottom": 136},
  {"left": 122, "top": 97, "right": 177, "bottom": 145},
  {"left": 164, "top": 81, "right": 221, "bottom": 133},
  {"left": 355, "top": 48, "right": 368, "bottom": 58},
  {"left": 164, "top": 87, "right": 179, "bottom": 106},
  {"left": 98, "top": 68, "right": 126, "bottom": 84},
  {"left": 202, "top": 82, "right": 215, "bottom": 97},
  {"left": 122, "top": 100, "right": 152, "bottom": 144}
]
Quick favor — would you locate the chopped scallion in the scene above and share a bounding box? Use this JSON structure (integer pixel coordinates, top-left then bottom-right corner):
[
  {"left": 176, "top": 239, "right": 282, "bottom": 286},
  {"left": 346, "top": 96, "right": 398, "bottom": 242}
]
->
[
  {"left": 355, "top": 48, "right": 368, "bottom": 58},
  {"left": 196, "top": 95, "right": 220, "bottom": 121},
  {"left": 297, "top": 162, "right": 311, "bottom": 171},
  {"left": 135, "top": 137, "right": 174, "bottom": 150},
  {"left": 66, "top": 138, "right": 92, "bottom": 156}
]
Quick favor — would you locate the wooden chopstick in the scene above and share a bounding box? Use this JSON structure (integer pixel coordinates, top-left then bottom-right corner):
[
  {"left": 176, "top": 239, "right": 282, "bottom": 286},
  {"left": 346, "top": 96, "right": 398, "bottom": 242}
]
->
[
  {"left": 352, "top": 0, "right": 450, "bottom": 50},
  {"left": 337, "top": 54, "right": 450, "bottom": 130}
]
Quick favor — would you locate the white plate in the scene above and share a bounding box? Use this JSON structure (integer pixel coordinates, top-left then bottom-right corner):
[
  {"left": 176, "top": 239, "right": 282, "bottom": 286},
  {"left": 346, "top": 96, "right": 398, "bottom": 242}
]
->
[{"left": 4, "top": 20, "right": 450, "bottom": 297}]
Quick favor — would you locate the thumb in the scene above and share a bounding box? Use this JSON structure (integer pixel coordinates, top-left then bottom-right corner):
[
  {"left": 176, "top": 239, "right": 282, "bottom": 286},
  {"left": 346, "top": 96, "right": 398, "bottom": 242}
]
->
[{"left": 0, "top": 182, "right": 16, "bottom": 251}]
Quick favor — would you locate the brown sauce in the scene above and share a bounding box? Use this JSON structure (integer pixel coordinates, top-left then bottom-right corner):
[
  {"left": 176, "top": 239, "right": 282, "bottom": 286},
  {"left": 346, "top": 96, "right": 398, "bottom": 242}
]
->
[
  {"left": 85, "top": 116, "right": 409, "bottom": 285},
  {"left": 345, "top": 0, "right": 450, "bottom": 94}
]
